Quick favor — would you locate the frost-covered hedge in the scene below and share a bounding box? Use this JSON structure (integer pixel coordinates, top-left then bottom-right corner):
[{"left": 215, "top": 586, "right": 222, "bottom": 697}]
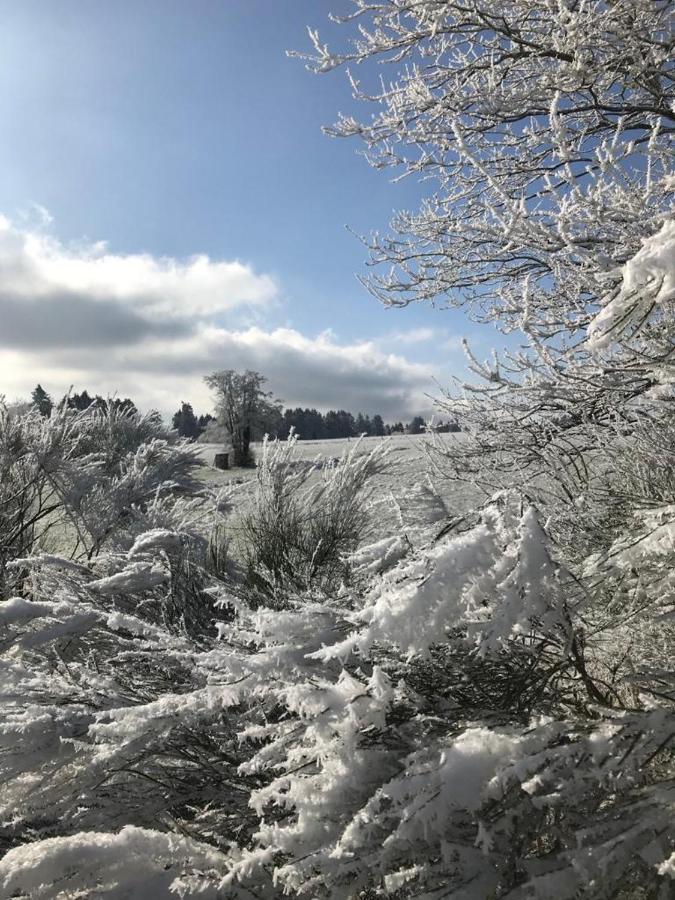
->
[{"left": 0, "top": 419, "right": 672, "bottom": 897}]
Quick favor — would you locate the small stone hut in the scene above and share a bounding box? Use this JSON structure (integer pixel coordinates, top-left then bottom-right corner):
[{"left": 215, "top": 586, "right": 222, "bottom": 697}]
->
[{"left": 213, "top": 443, "right": 233, "bottom": 470}]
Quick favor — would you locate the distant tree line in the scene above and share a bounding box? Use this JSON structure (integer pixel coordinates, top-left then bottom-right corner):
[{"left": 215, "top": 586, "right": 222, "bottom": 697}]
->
[
  {"left": 275, "top": 408, "right": 458, "bottom": 439},
  {"left": 30, "top": 385, "right": 139, "bottom": 418},
  {"left": 171, "top": 400, "right": 459, "bottom": 442},
  {"left": 64, "top": 390, "right": 138, "bottom": 415},
  {"left": 26, "top": 383, "right": 459, "bottom": 445},
  {"left": 278, "top": 408, "right": 386, "bottom": 440}
]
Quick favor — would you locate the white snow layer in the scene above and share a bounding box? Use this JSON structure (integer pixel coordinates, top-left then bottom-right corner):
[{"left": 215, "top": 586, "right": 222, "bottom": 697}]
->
[
  {"left": 0, "top": 825, "right": 226, "bottom": 899},
  {"left": 588, "top": 219, "right": 675, "bottom": 348}
]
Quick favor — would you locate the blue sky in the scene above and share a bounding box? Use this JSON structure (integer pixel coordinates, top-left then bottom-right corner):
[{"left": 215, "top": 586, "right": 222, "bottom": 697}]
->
[{"left": 0, "top": 0, "right": 503, "bottom": 419}]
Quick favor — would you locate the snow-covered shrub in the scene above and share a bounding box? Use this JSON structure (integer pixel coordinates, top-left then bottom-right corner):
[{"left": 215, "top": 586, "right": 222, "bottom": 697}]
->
[
  {"left": 0, "top": 400, "right": 201, "bottom": 591},
  {"left": 197, "top": 419, "right": 229, "bottom": 445},
  {"left": 1, "top": 470, "right": 673, "bottom": 897},
  {"left": 0, "top": 532, "right": 250, "bottom": 865},
  {"left": 0, "top": 403, "right": 98, "bottom": 595},
  {"left": 64, "top": 402, "right": 167, "bottom": 471},
  {"left": 72, "top": 435, "right": 202, "bottom": 558},
  {"left": 207, "top": 492, "right": 671, "bottom": 898},
  {"left": 207, "top": 520, "right": 231, "bottom": 580},
  {"left": 236, "top": 433, "right": 386, "bottom": 599},
  {"left": 0, "top": 827, "right": 229, "bottom": 900}
]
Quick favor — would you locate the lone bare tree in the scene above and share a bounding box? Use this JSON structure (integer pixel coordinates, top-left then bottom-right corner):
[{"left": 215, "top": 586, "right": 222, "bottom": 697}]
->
[{"left": 204, "top": 369, "right": 280, "bottom": 467}]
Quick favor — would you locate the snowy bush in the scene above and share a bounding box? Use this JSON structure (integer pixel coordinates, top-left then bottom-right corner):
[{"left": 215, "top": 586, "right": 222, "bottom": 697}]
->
[
  {"left": 235, "top": 433, "right": 386, "bottom": 599},
  {"left": 1, "top": 448, "right": 672, "bottom": 897},
  {"left": 0, "top": 401, "right": 201, "bottom": 594}
]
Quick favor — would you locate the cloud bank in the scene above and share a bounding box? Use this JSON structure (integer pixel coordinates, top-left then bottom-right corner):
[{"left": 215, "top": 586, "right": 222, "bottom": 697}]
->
[
  {"left": 0, "top": 216, "right": 435, "bottom": 419},
  {"left": 0, "top": 213, "right": 277, "bottom": 334}
]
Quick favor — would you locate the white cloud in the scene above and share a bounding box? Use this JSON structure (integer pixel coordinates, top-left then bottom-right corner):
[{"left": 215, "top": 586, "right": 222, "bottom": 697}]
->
[
  {"left": 0, "top": 214, "right": 277, "bottom": 322},
  {"left": 0, "top": 216, "right": 436, "bottom": 420},
  {"left": 155, "top": 325, "right": 434, "bottom": 416},
  {"left": 3, "top": 325, "right": 434, "bottom": 419},
  {"left": 383, "top": 327, "right": 435, "bottom": 345}
]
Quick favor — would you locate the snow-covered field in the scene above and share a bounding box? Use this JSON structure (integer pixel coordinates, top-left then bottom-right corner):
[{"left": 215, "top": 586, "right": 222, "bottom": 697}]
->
[
  {"left": 194, "top": 433, "right": 478, "bottom": 538},
  {"left": 196, "top": 433, "right": 465, "bottom": 482},
  {"left": 194, "top": 433, "right": 444, "bottom": 470}
]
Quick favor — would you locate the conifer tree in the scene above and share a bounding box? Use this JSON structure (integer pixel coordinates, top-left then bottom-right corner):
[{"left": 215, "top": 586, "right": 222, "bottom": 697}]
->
[
  {"left": 172, "top": 402, "right": 201, "bottom": 439},
  {"left": 30, "top": 383, "right": 53, "bottom": 417}
]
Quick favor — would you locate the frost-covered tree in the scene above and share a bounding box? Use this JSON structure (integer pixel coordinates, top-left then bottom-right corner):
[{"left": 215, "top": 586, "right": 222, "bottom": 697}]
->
[
  {"left": 267, "top": 1, "right": 673, "bottom": 894},
  {"left": 295, "top": 0, "right": 674, "bottom": 512},
  {"left": 204, "top": 369, "right": 281, "bottom": 467},
  {"left": 299, "top": 1, "right": 673, "bottom": 322}
]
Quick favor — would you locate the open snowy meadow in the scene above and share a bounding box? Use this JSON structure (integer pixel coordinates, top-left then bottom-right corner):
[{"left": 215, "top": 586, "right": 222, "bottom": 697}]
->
[{"left": 196, "top": 433, "right": 475, "bottom": 503}]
